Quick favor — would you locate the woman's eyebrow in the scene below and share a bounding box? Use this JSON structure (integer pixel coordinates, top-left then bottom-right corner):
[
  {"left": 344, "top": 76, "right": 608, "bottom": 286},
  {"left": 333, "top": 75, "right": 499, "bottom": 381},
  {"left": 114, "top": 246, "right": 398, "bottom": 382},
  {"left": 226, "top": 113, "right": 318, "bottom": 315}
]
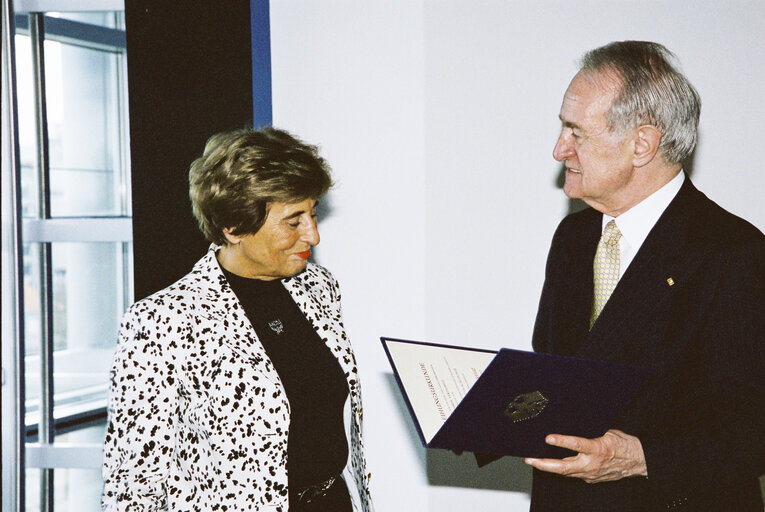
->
[
  {"left": 282, "top": 210, "right": 306, "bottom": 221},
  {"left": 281, "top": 201, "right": 317, "bottom": 221}
]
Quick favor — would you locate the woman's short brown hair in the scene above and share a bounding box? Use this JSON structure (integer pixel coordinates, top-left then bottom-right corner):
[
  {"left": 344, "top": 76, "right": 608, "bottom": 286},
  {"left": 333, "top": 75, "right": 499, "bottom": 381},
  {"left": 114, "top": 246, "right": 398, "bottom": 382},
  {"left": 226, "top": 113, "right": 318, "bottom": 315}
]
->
[{"left": 189, "top": 127, "right": 333, "bottom": 245}]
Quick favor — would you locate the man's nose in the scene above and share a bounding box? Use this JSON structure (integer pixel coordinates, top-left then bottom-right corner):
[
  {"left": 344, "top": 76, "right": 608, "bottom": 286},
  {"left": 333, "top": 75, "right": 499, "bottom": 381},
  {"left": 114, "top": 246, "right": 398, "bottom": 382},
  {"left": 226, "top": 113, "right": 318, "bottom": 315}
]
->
[{"left": 552, "top": 132, "right": 572, "bottom": 162}]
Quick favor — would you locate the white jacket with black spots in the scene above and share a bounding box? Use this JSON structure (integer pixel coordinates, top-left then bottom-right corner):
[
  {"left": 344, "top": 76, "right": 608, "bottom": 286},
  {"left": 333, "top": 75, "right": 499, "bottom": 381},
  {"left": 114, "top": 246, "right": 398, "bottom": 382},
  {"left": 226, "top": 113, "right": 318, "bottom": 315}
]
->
[{"left": 102, "top": 247, "right": 373, "bottom": 511}]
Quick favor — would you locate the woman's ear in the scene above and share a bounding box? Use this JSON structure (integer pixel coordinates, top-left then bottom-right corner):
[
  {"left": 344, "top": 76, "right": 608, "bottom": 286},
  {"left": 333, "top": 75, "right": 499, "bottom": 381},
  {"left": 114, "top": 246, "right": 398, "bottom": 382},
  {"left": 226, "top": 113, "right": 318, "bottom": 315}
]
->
[
  {"left": 633, "top": 124, "right": 662, "bottom": 168},
  {"left": 222, "top": 228, "right": 241, "bottom": 245}
]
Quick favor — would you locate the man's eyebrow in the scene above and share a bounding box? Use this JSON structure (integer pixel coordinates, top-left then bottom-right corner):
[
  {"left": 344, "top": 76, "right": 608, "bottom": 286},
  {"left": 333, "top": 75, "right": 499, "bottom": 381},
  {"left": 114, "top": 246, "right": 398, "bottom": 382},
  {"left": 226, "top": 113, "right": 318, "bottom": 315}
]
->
[{"left": 559, "top": 115, "right": 581, "bottom": 130}]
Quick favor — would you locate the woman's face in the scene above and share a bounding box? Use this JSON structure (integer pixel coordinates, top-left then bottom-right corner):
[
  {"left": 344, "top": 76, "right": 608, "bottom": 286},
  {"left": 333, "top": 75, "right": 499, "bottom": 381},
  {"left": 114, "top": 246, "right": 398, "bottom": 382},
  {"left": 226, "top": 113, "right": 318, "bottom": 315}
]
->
[{"left": 220, "top": 198, "right": 319, "bottom": 279}]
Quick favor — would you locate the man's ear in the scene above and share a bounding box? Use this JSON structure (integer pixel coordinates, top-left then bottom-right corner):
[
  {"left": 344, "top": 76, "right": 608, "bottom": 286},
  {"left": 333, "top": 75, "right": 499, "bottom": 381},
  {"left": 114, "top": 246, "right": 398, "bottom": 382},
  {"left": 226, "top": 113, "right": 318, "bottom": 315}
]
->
[
  {"left": 633, "top": 124, "right": 662, "bottom": 167},
  {"left": 222, "top": 228, "right": 241, "bottom": 245}
]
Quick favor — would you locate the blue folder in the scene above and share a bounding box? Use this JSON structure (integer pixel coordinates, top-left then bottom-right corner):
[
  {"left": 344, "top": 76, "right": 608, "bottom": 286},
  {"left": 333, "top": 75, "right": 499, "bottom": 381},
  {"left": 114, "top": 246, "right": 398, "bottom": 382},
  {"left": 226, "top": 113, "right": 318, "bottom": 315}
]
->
[{"left": 382, "top": 337, "right": 654, "bottom": 460}]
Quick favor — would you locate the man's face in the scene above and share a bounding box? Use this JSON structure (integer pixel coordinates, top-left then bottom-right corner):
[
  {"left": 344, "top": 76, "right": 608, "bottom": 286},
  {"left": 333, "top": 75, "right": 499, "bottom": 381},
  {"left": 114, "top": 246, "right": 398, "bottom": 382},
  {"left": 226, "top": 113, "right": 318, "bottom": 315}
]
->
[{"left": 553, "top": 72, "right": 638, "bottom": 216}]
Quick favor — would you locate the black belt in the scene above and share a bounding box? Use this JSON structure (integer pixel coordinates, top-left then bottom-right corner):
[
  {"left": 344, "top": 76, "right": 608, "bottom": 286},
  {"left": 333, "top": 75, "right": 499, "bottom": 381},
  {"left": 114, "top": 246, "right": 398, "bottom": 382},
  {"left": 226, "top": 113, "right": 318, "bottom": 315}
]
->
[{"left": 295, "top": 475, "right": 338, "bottom": 504}]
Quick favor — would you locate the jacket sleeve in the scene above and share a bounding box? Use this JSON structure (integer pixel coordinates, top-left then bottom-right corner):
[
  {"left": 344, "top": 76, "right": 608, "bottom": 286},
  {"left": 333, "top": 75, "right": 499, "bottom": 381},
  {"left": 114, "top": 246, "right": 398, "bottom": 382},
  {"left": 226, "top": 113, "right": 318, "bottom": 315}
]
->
[
  {"left": 102, "top": 302, "right": 181, "bottom": 511},
  {"left": 532, "top": 218, "right": 567, "bottom": 354}
]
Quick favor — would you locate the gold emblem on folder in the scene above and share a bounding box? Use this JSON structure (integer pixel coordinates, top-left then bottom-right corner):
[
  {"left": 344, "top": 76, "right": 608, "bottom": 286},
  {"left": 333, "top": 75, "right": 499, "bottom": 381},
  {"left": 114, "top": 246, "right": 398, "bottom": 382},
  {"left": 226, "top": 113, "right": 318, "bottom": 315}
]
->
[
  {"left": 667, "top": 277, "right": 675, "bottom": 286},
  {"left": 504, "top": 391, "right": 549, "bottom": 423}
]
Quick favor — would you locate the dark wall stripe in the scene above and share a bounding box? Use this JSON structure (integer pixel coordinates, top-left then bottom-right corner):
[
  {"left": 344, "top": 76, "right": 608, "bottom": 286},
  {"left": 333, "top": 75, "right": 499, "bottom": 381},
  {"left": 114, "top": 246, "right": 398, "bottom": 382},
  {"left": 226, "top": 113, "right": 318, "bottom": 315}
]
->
[
  {"left": 126, "top": 1, "right": 254, "bottom": 300},
  {"left": 251, "top": 0, "right": 272, "bottom": 128}
]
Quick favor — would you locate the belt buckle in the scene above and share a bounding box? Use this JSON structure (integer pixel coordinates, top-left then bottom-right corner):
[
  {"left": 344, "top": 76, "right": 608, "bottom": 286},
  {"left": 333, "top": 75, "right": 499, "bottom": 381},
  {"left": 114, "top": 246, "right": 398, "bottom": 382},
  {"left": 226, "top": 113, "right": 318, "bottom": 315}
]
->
[{"left": 297, "top": 475, "right": 336, "bottom": 504}]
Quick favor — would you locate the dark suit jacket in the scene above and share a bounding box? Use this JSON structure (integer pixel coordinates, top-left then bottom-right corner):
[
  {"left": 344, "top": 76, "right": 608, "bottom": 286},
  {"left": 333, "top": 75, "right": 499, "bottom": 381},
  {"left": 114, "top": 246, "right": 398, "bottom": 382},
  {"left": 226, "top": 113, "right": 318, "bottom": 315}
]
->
[{"left": 530, "top": 177, "right": 765, "bottom": 511}]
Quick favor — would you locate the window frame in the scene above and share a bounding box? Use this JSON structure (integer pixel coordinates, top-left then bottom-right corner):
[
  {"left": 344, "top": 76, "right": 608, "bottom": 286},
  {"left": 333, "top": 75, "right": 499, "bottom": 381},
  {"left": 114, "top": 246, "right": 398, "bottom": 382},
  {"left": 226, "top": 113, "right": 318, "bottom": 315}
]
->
[{"left": 4, "top": 2, "right": 131, "bottom": 511}]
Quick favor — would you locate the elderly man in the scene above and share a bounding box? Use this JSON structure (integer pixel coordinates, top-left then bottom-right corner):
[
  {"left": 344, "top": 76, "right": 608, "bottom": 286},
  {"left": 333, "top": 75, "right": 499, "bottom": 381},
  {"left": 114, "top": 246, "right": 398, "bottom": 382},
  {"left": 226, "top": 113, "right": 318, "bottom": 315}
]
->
[{"left": 524, "top": 41, "right": 764, "bottom": 511}]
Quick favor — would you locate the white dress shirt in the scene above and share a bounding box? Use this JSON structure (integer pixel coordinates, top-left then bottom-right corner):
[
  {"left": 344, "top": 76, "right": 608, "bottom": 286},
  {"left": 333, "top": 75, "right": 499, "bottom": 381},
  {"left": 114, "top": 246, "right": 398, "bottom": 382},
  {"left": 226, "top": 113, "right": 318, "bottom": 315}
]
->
[{"left": 603, "top": 171, "right": 685, "bottom": 280}]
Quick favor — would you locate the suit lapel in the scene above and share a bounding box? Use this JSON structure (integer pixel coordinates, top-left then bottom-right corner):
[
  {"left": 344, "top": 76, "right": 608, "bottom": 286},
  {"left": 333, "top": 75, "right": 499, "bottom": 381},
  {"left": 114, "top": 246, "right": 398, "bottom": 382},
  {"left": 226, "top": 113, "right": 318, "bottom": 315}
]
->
[
  {"left": 193, "top": 252, "right": 351, "bottom": 378},
  {"left": 578, "top": 179, "right": 703, "bottom": 362},
  {"left": 282, "top": 268, "right": 355, "bottom": 377},
  {"left": 192, "top": 248, "right": 280, "bottom": 378},
  {"left": 549, "top": 210, "right": 601, "bottom": 357}
]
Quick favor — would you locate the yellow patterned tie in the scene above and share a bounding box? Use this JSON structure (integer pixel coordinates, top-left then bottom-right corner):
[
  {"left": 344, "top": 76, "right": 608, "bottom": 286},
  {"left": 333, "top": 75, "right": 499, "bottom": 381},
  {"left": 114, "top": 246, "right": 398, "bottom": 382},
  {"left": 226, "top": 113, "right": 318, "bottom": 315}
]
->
[{"left": 590, "top": 220, "right": 622, "bottom": 329}]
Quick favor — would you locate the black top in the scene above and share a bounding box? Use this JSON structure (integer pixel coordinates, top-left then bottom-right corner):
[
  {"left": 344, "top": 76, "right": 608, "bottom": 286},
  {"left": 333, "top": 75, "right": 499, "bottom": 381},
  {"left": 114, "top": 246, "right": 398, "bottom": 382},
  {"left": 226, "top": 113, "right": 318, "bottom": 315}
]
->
[{"left": 221, "top": 266, "right": 350, "bottom": 493}]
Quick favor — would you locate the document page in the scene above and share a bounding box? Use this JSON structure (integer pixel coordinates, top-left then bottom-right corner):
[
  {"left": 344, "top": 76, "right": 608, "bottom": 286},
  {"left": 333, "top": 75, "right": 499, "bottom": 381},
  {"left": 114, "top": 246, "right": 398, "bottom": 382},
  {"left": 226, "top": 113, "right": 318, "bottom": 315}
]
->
[{"left": 384, "top": 339, "right": 496, "bottom": 443}]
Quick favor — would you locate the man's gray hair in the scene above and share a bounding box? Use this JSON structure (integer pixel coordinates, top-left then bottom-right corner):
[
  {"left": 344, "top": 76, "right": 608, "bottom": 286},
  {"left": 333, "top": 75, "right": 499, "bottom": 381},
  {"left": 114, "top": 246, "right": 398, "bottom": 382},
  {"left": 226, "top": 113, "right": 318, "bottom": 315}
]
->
[{"left": 580, "top": 41, "right": 701, "bottom": 164}]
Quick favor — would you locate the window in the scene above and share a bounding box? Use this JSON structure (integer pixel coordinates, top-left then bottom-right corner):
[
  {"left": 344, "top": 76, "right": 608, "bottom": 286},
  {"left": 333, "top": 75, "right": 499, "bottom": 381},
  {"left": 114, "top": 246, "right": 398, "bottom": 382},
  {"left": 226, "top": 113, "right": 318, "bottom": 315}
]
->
[{"left": 4, "top": 4, "right": 131, "bottom": 511}]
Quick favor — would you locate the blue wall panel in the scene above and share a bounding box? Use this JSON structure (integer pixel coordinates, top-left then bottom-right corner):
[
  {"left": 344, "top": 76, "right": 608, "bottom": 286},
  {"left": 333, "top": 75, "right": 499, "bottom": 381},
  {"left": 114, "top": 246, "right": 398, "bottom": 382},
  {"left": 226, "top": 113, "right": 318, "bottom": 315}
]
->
[{"left": 251, "top": 0, "right": 273, "bottom": 127}]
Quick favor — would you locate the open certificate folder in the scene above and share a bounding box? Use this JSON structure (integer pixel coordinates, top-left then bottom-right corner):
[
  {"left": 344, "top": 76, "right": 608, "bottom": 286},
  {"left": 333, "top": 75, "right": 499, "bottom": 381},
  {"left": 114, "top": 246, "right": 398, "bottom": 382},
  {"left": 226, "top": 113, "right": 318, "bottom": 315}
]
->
[{"left": 382, "top": 337, "right": 653, "bottom": 459}]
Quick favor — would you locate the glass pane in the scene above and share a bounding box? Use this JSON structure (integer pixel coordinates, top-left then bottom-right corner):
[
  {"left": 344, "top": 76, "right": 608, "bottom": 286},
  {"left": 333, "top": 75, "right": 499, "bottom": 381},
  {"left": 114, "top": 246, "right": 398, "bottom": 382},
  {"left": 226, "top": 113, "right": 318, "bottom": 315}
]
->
[
  {"left": 24, "top": 242, "right": 133, "bottom": 429},
  {"left": 52, "top": 242, "right": 129, "bottom": 418},
  {"left": 55, "top": 468, "right": 104, "bottom": 511},
  {"left": 44, "top": 40, "right": 125, "bottom": 216},
  {"left": 24, "top": 468, "right": 41, "bottom": 512},
  {"left": 55, "top": 420, "right": 106, "bottom": 443},
  {"left": 14, "top": 34, "right": 41, "bottom": 218},
  {"left": 22, "top": 243, "right": 43, "bottom": 358},
  {"left": 25, "top": 467, "right": 104, "bottom": 512},
  {"left": 23, "top": 243, "right": 43, "bottom": 433},
  {"left": 48, "top": 11, "right": 123, "bottom": 30}
]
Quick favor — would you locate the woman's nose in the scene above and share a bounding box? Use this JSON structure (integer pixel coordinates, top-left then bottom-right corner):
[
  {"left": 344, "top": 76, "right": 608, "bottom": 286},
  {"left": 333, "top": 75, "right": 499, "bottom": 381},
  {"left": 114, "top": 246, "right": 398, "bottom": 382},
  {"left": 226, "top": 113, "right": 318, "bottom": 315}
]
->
[{"left": 302, "top": 221, "right": 320, "bottom": 246}]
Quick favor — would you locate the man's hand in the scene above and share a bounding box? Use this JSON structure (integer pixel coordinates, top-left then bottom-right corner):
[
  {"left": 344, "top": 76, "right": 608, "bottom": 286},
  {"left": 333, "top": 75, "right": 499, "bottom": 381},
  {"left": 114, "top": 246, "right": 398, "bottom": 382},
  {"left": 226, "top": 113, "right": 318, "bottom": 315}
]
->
[{"left": 524, "top": 429, "right": 647, "bottom": 483}]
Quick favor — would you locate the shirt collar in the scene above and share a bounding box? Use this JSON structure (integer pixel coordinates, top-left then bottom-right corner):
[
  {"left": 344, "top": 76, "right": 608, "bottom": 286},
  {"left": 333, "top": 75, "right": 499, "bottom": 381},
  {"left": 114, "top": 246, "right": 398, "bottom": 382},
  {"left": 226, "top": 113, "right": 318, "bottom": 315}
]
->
[{"left": 602, "top": 171, "right": 685, "bottom": 250}]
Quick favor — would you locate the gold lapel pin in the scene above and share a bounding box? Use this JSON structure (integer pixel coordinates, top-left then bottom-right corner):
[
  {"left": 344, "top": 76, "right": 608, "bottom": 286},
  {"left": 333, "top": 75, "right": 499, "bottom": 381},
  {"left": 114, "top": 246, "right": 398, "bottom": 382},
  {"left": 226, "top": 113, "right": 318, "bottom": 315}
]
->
[{"left": 666, "top": 277, "right": 675, "bottom": 286}]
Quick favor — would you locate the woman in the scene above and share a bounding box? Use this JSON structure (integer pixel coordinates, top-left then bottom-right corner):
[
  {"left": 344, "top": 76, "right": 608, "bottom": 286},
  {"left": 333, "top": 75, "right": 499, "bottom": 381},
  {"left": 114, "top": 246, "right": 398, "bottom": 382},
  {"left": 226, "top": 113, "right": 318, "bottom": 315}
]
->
[{"left": 102, "top": 128, "right": 373, "bottom": 511}]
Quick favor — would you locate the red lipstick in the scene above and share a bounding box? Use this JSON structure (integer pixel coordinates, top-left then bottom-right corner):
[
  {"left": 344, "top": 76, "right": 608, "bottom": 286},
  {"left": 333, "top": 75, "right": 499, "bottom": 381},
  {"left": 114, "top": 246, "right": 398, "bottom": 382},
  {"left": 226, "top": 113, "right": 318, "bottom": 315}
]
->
[{"left": 296, "top": 250, "right": 311, "bottom": 260}]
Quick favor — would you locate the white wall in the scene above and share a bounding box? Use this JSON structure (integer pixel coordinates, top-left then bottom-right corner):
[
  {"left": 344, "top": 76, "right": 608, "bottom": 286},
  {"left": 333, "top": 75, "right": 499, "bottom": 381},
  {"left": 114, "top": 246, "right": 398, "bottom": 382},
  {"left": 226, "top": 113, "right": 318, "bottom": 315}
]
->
[{"left": 270, "top": 2, "right": 765, "bottom": 510}]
